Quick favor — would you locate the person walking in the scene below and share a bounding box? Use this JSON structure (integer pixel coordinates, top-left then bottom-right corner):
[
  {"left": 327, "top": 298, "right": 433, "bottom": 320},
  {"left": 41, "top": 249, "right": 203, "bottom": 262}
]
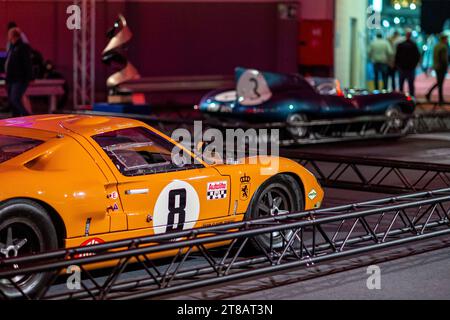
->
[
  {"left": 5, "top": 28, "right": 32, "bottom": 117},
  {"left": 369, "top": 33, "right": 393, "bottom": 90},
  {"left": 395, "top": 31, "right": 421, "bottom": 97},
  {"left": 426, "top": 34, "right": 449, "bottom": 105}
]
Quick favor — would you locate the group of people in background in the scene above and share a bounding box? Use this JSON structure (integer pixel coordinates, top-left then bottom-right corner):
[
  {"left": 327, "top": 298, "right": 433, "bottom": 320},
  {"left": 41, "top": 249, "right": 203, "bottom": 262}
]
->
[{"left": 369, "top": 30, "right": 449, "bottom": 105}]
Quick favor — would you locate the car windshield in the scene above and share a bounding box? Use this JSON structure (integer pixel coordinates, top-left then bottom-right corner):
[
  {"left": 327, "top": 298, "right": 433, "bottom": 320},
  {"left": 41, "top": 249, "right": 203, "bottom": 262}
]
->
[
  {"left": 0, "top": 135, "right": 44, "bottom": 164},
  {"left": 92, "top": 127, "right": 203, "bottom": 176},
  {"left": 306, "top": 77, "right": 342, "bottom": 96}
]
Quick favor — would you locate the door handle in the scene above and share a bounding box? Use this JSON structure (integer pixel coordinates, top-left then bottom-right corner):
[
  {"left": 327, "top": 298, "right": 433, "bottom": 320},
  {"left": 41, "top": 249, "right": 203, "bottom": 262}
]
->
[{"left": 125, "top": 188, "right": 149, "bottom": 195}]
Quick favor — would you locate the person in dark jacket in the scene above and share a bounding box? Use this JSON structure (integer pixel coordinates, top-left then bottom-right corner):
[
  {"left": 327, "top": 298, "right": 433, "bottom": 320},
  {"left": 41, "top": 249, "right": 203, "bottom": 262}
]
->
[
  {"left": 5, "top": 28, "right": 32, "bottom": 117},
  {"left": 395, "top": 31, "right": 421, "bottom": 97},
  {"left": 426, "top": 34, "right": 449, "bottom": 105}
]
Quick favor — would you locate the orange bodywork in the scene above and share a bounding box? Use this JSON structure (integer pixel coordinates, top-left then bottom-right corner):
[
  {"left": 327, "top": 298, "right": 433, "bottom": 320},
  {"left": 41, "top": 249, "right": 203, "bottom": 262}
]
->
[{"left": 0, "top": 115, "right": 324, "bottom": 255}]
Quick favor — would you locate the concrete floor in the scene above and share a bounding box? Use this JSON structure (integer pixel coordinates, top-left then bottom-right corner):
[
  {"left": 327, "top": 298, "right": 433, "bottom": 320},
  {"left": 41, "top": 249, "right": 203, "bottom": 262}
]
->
[
  {"left": 164, "top": 238, "right": 450, "bottom": 300},
  {"left": 225, "top": 244, "right": 450, "bottom": 300}
]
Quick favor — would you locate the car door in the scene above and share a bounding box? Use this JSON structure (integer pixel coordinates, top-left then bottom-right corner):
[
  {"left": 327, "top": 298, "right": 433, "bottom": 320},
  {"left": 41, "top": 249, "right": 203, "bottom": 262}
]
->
[
  {"left": 320, "top": 95, "right": 360, "bottom": 118},
  {"left": 91, "top": 126, "right": 231, "bottom": 234}
]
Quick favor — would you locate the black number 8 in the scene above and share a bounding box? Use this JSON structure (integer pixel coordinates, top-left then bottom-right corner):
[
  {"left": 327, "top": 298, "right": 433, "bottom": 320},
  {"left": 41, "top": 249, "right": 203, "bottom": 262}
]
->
[{"left": 166, "top": 188, "right": 187, "bottom": 232}]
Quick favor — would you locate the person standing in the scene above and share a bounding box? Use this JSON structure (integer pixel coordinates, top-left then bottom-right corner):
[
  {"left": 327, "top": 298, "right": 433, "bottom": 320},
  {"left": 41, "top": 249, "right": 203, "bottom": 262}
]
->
[
  {"left": 5, "top": 28, "right": 32, "bottom": 117},
  {"left": 388, "top": 31, "right": 403, "bottom": 91},
  {"left": 369, "top": 33, "right": 393, "bottom": 90},
  {"left": 395, "top": 31, "right": 421, "bottom": 97},
  {"left": 426, "top": 34, "right": 449, "bottom": 105}
]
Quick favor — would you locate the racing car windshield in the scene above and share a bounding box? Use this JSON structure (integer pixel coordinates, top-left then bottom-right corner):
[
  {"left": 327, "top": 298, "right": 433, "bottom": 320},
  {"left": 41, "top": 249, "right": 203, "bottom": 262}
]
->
[
  {"left": 0, "top": 135, "right": 44, "bottom": 164},
  {"left": 306, "top": 77, "right": 343, "bottom": 96},
  {"left": 93, "top": 127, "right": 203, "bottom": 176}
]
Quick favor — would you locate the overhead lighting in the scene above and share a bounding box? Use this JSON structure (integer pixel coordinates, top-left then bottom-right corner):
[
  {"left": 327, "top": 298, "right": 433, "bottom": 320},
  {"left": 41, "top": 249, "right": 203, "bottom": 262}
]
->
[
  {"left": 391, "top": 0, "right": 421, "bottom": 10},
  {"left": 373, "top": 0, "right": 383, "bottom": 12},
  {"left": 383, "top": 20, "right": 390, "bottom": 28},
  {"left": 394, "top": 17, "right": 401, "bottom": 24}
]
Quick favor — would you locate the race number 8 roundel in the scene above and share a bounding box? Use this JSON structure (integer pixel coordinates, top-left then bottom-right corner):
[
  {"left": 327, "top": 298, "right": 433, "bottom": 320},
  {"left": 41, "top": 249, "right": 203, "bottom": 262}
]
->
[{"left": 153, "top": 181, "right": 200, "bottom": 234}]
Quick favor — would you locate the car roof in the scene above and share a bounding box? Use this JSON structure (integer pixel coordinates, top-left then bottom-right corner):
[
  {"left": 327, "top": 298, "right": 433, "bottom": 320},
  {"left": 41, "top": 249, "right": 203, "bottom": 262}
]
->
[{"left": 0, "top": 114, "right": 148, "bottom": 137}]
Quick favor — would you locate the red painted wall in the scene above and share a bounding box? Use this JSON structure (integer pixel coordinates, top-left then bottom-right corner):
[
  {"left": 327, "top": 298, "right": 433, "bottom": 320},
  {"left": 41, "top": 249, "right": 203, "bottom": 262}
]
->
[
  {"left": 125, "top": 2, "right": 278, "bottom": 76},
  {"left": 1, "top": 1, "right": 299, "bottom": 106},
  {"left": 298, "top": 0, "right": 334, "bottom": 20}
]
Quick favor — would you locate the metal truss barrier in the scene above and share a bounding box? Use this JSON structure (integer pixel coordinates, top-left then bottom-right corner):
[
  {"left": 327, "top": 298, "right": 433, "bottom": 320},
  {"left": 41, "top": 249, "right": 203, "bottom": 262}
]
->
[
  {"left": 1, "top": 188, "right": 450, "bottom": 300},
  {"left": 412, "top": 111, "right": 450, "bottom": 133},
  {"left": 281, "top": 150, "right": 450, "bottom": 194}
]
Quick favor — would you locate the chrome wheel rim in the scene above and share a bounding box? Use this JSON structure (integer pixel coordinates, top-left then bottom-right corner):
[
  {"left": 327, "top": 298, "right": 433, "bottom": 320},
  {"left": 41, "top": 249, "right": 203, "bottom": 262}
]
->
[
  {"left": 386, "top": 108, "right": 404, "bottom": 130},
  {"left": 0, "top": 223, "right": 39, "bottom": 287},
  {"left": 257, "top": 185, "right": 294, "bottom": 247},
  {"left": 287, "top": 114, "right": 308, "bottom": 138}
]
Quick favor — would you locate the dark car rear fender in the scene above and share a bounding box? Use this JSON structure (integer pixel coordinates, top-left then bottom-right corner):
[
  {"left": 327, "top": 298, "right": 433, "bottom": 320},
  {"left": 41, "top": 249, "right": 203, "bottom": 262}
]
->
[{"left": 354, "top": 95, "right": 415, "bottom": 115}]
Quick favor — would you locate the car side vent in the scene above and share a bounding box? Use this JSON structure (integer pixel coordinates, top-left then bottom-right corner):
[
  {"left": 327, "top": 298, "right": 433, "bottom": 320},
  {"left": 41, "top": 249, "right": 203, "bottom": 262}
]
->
[{"left": 24, "top": 154, "right": 51, "bottom": 171}]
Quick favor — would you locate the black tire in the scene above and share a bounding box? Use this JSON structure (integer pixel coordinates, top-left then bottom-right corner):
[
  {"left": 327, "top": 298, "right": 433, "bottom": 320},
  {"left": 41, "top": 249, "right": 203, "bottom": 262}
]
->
[
  {"left": 246, "top": 174, "right": 304, "bottom": 252},
  {"left": 0, "top": 199, "right": 58, "bottom": 299}
]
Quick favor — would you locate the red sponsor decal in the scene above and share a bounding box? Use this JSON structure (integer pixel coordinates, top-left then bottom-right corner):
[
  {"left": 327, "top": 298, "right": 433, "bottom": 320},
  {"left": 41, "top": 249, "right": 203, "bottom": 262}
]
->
[
  {"left": 208, "top": 182, "right": 227, "bottom": 191},
  {"left": 74, "top": 238, "right": 105, "bottom": 258}
]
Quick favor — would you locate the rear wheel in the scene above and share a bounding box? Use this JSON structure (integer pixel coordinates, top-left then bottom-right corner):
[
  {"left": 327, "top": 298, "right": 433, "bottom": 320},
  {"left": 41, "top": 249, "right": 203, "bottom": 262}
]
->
[
  {"left": 0, "top": 200, "right": 58, "bottom": 299},
  {"left": 286, "top": 113, "right": 309, "bottom": 139},
  {"left": 246, "top": 175, "right": 303, "bottom": 251}
]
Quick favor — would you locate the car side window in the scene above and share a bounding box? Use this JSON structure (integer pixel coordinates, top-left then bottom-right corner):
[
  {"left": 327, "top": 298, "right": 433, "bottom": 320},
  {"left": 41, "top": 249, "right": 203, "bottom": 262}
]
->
[{"left": 92, "top": 127, "right": 203, "bottom": 177}]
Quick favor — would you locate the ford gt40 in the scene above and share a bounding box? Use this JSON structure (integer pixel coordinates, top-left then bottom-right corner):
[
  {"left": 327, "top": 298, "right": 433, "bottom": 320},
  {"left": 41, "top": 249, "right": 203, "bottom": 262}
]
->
[{"left": 0, "top": 114, "right": 323, "bottom": 297}]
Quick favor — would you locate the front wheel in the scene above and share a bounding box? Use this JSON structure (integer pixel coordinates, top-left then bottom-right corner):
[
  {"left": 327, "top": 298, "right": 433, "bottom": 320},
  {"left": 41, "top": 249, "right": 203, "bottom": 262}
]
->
[
  {"left": 383, "top": 106, "right": 407, "bottom": 134},
  {"left": 246, "top": 175, "right": 304, "bottom": 251},
  {"left": 0, "top": 200, "right": 58, "bottom": 299}
]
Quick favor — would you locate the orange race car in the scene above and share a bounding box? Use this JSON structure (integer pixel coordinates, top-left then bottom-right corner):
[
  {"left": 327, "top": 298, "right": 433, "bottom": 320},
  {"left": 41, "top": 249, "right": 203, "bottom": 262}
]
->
[{"left": 0, "top": 115, "right": 323, "bottom": 297}]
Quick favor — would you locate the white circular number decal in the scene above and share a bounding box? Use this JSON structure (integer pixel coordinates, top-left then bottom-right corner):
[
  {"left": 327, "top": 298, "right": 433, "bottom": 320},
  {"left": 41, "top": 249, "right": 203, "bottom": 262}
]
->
[
  {"left": 236, "top": 69, "right": 272, "bottom": 106},
  {"left": 153, "top": 181, "right": 200, "bottom": 234}
]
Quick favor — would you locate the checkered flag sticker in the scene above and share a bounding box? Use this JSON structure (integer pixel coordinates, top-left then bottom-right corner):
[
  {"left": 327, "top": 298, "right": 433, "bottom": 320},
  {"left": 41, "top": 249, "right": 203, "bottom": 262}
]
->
[{"left": 207, "top": 181, "right": 228, "bottom": 200}]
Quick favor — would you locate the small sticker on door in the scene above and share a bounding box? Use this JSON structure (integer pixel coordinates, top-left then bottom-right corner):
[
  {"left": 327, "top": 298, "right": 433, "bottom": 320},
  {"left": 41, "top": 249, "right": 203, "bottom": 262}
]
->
[
  {"left": 107, "top": 191, "right": 118, "bottom": 200},
  {"left": 240, "top": 174, "right": 251, "bottom": 201},
  {"left": 207, "top": 181, "right": 228, "bottom": 200},
  {"left": 308, "top": 189, "right": 318, "bottom": 200}
]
